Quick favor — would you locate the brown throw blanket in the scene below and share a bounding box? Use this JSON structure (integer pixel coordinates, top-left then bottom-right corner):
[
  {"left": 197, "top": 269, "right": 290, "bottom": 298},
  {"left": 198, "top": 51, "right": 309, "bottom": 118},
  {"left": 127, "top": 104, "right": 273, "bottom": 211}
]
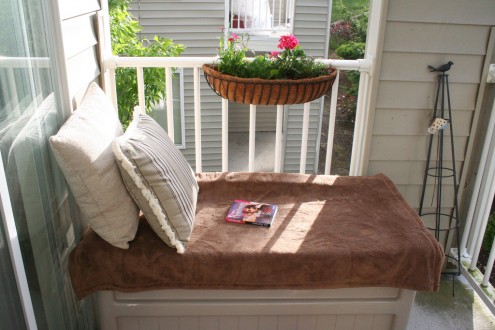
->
[{"left": 69, "top": 173, "right": 443, "bottom": 300}]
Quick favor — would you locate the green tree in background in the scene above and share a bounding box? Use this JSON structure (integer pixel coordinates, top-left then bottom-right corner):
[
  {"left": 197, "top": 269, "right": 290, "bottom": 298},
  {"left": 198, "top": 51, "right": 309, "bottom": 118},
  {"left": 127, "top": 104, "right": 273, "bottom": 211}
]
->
[
  {"left": 109, "top": 0, "right": 185, "bottom": 127},
  {"left": 329, "top": 0, "right": 369, "bottom": 122}
]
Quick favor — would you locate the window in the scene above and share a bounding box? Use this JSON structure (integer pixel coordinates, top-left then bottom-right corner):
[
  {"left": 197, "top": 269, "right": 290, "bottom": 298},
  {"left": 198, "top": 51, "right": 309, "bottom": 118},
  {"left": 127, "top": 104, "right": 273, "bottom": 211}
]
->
[{"left": 228, "top": 0, "right": 294, "bottom": 35}]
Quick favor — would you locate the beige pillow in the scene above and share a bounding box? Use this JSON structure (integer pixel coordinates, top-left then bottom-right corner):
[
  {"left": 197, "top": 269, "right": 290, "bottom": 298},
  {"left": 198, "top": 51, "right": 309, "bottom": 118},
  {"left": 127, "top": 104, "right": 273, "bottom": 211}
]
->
[
  {"left": 112, "top": 110, "right": 199, "bottom": 253},
  {"left": 49, "top": 83, "right": 139, "bottom": 249}
]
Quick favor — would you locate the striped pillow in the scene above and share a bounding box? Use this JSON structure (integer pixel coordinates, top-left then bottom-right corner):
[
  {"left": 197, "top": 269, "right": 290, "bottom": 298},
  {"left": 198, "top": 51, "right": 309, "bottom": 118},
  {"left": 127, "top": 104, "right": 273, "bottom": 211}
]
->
[{"left": 112, "top": 112, "right": 199, "bottom": 253}]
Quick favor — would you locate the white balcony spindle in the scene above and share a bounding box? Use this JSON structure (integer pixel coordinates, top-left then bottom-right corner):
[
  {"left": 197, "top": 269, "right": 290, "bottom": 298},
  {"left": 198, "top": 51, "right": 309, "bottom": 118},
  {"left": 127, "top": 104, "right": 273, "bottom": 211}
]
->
[
  {"left": 103, "top": 56, "right": 369, "bottom": 175},
  {"left": 222, "top": 98, "right": 229, "bottom": 172},
  {"left": 483, "top": 232, "right": 495, "bottom": 286},
  {"left": 274, "top": 105, "right": 284, "bottom": 173},
  {"left": 249, "top": 104, "right": 256, "bottom": 172},
  {"left": 225, "top": 1, "right": 231, "bottom": 41},
  {"left": 193, "top": 67, "right": 202, "bottom": 173},
  {"left": 7, "top": 67, "right": 20, "bottom": 116},
  {"left": 165, "top": 67, "right": 175, "bottom": 142},
  {"left": 108, "top": 69, "right": 118, "bottom": 112},
  {"left": 33, "top": 67, "right": 42, "bottom": 100},
  {"left": 325, "top": 70, "right": 340, "bottom": 175},
  {"left": 469, "top": 147, "right": 495, "bottom": 271},
  {"left": 136, "top": 66, "right": 145, "bottom": 110},
  {"left": 300, "top": 102, "right": 310, "bottom": 174},
  {"left": 349, "top": 71, "right": 368, "bottom": 176},
  {"left": 272, "top": 0, "right": 275, "bottom": 26},
  {"left": 461, "top": 99, "right": 495, "bottom": 257}
]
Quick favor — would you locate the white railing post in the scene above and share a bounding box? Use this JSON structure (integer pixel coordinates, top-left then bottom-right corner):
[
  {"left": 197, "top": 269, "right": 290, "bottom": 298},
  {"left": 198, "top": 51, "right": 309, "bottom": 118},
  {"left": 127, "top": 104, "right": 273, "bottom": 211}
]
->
[
  {"left": 300, "top": 102, "right": 310, "bottom": 174},
  {"left": 222, "top": 98, "right": 229, "bottom": 172},
  {"left": 274, "top": 105, "right": 284, "bottom": 173},
  {"left": 7, "top": 67, "right": 21, "bottom": 116},
  {"left": 249, "top": 104, "right": 256, "bottom": 172},
  {"left": 461, "top": 99, "right": 495, "bottom": 257},
  {"left": 325, "top": 70, "right": 340, "bottom": 175},
  {"left": 165, "top": 66, "right": 175, "bottom": 142},
  {"left": 482, "top": 233, "right": 495, "bottom": 286},
  {"left": 469, "top": 147, "right": 495, "bottom": 270},
  {"left": 136, "top": 66, "right": 145, "bottom": 110},
  {"left": 349, "top": 71, "right": 370, "bottom": 176},
  {"left": 193, "top": 67, "right": 202, "bottom": 172}
]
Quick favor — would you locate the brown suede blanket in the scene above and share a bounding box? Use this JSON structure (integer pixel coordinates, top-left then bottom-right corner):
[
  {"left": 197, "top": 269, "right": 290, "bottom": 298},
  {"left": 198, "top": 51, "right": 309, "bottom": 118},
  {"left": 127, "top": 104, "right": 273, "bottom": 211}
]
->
[{"left": 69, "top": 173, "right": 443, "bottom": 299}]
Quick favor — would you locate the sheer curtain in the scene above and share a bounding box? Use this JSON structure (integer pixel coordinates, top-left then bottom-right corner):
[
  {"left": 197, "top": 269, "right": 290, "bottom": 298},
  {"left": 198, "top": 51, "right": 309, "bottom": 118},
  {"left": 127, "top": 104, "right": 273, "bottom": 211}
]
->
[{"left": 0, "top": 0, "right": 94, "bottom": 328}]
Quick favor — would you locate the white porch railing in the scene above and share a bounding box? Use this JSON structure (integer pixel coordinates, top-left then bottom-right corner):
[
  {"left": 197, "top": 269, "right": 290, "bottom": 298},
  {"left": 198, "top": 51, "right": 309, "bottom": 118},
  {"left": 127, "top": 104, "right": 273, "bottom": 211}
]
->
[
  {"left": 459, "top": 95, "right": 495, "bottom": 315},
  {"left": 226, "top": 0, "right": 294, "bottom": 35},
  {"left": 103, "top": 56, "right": 372, "bottom": 176},
  {"left": 0, "top": 56, "right": 50, "bottom": 113}
]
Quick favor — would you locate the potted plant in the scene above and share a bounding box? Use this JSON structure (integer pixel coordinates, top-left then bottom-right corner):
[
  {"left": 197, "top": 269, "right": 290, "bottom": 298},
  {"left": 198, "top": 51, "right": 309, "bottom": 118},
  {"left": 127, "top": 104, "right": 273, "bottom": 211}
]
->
[{"left": 203, "top": 34, "right": 337, "bottom": 105}]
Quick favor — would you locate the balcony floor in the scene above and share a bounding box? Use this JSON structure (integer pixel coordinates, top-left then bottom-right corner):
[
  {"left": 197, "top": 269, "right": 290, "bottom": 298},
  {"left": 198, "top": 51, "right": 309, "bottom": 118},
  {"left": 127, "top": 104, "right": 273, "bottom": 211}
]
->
[
  {"left": 229, "top": 132, "right": 276, "bottom": 172},
  {"left": 409, "top": 274, "right": 495, "bottom": 329}
]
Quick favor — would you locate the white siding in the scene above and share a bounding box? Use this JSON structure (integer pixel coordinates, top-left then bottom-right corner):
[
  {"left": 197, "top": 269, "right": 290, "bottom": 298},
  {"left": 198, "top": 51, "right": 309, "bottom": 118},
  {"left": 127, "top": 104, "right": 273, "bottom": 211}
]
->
[
  {"left": 292, "top": 0, "right": 329, "bottom": 57},
  {"left": 366, "top": 0, "right": 495, "bottom": 209},
  {"left": 129, "top": 0, "right": 224, "bottom": 56},
  {"left": 58, "top": 2, "right": 101, "bottom": 107}
]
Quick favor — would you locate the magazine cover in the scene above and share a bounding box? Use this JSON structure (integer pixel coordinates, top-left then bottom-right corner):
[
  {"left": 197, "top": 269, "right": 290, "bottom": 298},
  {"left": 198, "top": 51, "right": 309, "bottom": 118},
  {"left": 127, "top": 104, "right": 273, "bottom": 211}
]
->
[{"left": 225, "top": 200, "right": 278, "bottom": 227}]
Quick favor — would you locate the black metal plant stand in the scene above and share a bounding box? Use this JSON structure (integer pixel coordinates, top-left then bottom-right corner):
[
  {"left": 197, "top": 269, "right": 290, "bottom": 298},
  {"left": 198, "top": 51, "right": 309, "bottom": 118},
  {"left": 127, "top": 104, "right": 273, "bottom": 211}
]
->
[{"left": 419, "top": 62, "right": 461, "bottom": 280}]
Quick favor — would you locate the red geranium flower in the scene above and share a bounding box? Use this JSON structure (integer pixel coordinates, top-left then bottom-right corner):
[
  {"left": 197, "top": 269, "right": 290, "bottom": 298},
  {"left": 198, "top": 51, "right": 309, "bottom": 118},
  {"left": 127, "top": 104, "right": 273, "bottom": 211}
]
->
[{"left": 277, "top": 34, "right": 299, "bottom": 50}]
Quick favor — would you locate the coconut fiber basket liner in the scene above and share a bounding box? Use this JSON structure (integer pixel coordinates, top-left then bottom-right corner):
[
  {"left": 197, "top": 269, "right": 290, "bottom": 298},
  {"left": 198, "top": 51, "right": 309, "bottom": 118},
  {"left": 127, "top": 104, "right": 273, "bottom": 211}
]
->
[{"left": 203, "top": 64, "right": 337, "bottom": 105}]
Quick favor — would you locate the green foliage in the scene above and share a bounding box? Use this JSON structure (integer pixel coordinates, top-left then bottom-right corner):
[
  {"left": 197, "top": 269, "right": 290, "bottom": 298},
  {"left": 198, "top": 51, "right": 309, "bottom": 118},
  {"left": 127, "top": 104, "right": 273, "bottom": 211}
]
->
[
  {"left": 335, "top": 42, "right": 365, "bottom": 60},
  {"left": 330, "top": 12, "right": 368, "bottom": 52},
  {"left": 217, "top": 34, "right": 331, "bottom": 80},
  {"left": 482, "top": 213, "right": 495, "bottom": 252},
  {"left": 328, "top": 1, "right": 368, "bottom": 125},
  {"left": 331, "top": 0, "right": 369, "bottom": 22},
  {"left": 109, "top": 0, "right": 185, "bottom": 127}
]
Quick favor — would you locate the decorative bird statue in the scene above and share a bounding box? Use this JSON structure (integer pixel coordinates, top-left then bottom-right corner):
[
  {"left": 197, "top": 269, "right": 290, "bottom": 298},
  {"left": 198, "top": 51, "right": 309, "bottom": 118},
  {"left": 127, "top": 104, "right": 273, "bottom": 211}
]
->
[{"left": 427, "top": 61, "right": 453, "bottom": 73}]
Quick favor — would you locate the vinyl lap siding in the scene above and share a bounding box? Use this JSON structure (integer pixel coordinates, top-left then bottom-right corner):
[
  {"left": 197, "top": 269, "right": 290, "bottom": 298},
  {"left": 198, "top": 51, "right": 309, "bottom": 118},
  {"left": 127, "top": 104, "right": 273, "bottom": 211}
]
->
[
  {"left": 129, "top": 0, "right": 224, "bottom": 56},
  {"left": 60, "top": 4, "right": 101, "bottom": 104},
  {"left": 367, "top": 0, "right": 495, "bottom": 209}
]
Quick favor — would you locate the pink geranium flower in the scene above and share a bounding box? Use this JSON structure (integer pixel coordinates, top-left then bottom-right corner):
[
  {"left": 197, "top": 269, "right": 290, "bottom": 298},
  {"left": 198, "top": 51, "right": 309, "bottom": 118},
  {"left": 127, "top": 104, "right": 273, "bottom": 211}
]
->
[
  {"left": 270, "top": 51, "right": 280, "bottom": 58},
  {"left": 277, "top": 34, "right": 299, "bottom": 50},
  {"left": 228, "top": 33, "right": 239, "bottom": 42}
]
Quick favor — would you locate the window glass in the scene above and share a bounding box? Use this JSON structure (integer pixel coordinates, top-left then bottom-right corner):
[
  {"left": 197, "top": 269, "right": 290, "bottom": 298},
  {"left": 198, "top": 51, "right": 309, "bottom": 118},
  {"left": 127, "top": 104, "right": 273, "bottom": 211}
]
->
[{"left": 0, "top": 0, "right": 94, "bottom": 328}]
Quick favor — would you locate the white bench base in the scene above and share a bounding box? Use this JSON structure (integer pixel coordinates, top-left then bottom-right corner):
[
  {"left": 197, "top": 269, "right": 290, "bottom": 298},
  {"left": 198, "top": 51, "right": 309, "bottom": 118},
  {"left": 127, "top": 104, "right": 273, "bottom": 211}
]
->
[{"left": 97, "top": 287, "right": 416, "bottom": 330}]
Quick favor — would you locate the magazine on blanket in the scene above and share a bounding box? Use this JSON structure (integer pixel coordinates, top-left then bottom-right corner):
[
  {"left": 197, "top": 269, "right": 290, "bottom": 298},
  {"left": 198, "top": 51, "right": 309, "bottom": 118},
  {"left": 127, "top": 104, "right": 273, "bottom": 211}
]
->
[{"left": 225, "top": 200, "right": 278, "bottom": 227}]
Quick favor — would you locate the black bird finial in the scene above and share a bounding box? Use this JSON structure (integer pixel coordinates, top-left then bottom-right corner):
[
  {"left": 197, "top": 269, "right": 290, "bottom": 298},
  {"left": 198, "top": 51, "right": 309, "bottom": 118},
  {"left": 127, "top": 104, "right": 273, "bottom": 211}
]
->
[{"left": 428, "top": 61, "right": 453, "bottom": 73}]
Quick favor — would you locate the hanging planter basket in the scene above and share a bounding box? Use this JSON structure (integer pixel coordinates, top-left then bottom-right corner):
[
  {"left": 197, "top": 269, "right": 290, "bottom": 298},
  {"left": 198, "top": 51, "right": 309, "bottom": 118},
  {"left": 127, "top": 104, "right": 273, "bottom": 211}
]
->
[{"left": 202, "top": 64, "right": 337, "bottom": 106}]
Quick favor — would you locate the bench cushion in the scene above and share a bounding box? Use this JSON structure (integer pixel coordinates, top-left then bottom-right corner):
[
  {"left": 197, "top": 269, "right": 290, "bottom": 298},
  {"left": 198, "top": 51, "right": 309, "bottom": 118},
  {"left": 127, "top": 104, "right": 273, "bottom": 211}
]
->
[{"left": 69, "top": 172, "right": 443, "bottom": 299}]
